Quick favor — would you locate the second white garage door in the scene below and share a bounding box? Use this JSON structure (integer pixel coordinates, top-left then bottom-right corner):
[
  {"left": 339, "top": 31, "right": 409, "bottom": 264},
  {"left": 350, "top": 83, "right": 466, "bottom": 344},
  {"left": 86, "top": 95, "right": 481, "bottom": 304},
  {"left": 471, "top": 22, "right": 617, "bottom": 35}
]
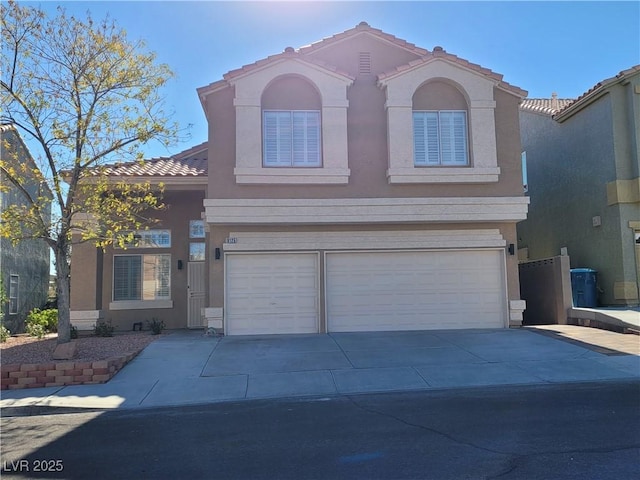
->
[
  {"left": 225, "top": 253, "right": 319, "bottom": 335},
  {"left": 326, "top": 250, "right": 507, "bottom": 332}
]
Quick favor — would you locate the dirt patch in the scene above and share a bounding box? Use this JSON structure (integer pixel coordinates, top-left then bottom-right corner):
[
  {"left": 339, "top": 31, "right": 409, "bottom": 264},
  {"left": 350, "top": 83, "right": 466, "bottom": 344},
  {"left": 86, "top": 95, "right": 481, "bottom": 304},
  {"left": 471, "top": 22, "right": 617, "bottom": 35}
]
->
[{"left": 0, "top": 332, "right": 163, "bottom": 365}]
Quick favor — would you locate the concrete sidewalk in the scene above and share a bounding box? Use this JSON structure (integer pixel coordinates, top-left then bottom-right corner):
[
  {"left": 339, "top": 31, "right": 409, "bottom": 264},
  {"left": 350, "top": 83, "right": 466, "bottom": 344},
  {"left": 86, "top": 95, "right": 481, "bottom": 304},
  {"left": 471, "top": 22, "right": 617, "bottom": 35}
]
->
[{"left": 1, "top": 327, "right": 638, "bottom": 412}]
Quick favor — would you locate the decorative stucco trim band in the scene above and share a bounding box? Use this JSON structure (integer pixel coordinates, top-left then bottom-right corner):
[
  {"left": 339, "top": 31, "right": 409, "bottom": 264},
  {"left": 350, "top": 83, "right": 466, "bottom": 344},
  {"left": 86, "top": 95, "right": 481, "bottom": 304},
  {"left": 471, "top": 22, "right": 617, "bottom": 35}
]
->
[
  {"left": 70, "top": 310, "right": 104, "bottom": 331},
  {"left": 204, "top": 197, "right": 530, "bottom": 224},
  {"left": 204, "top": 307, "right": 224, "bottom": 330},
  {"left": 109, "top": 300, "right": 173, "bottom": 311},
  {"left": 387, "top": 167, "right": 500, "bottom": 184},
  {"left": 222, "top": 229, "right": 506, "bottom": 251}
]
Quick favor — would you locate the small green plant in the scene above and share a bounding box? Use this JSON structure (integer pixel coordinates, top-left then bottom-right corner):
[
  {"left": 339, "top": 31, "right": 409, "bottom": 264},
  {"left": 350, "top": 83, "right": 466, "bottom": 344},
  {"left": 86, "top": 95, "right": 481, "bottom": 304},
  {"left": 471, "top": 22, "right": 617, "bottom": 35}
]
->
[
  {"left": 147, "top": 318, "right": 165, "bottom": 335},
  {"left": 70, "top": 324, "right": 78, "bottom": 339},
  {"left": 94, "top": 321, "right": 115, "bottom": 337},
  {"left": 26, "top": 308, "right": 58, "bottom": 333},
  {"left": 26, "top": 322, "right": 46, "bottom": 339},
  {"left": 0, "top": 324, "right": 10, "bottom": 343}
]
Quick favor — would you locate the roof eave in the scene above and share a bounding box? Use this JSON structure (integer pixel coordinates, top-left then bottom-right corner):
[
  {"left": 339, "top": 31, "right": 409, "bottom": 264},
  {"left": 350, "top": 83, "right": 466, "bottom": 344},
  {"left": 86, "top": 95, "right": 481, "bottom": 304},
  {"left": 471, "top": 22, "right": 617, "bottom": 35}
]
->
[{"left": 554, "top": 65, "right": 640, "bottom": 122}]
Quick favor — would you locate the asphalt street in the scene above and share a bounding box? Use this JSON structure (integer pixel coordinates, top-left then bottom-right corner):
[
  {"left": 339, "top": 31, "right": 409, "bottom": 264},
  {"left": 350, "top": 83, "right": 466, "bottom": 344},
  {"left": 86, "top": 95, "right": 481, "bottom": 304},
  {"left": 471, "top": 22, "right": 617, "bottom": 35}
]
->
[{"left": 1, "top": 380, "right": 639, "bottom": 480}]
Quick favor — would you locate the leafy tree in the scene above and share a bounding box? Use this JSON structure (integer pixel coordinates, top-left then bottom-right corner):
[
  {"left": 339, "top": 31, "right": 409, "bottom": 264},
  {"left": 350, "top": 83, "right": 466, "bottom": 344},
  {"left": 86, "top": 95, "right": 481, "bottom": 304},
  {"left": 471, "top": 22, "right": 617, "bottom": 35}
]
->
[{"left": 1, "top": 1, "right": 177, "bottom": 343}]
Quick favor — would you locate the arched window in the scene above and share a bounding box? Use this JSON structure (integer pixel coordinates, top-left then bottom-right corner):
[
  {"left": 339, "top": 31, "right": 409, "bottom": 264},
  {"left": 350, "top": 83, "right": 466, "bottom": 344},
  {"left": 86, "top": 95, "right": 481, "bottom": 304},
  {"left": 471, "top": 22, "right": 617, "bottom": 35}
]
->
[
  {"left": 262, "top": 76, "right": 322, "bottom": 167},
  {"left": 412, "top": 81, "right": 469, "bottom": 166}
]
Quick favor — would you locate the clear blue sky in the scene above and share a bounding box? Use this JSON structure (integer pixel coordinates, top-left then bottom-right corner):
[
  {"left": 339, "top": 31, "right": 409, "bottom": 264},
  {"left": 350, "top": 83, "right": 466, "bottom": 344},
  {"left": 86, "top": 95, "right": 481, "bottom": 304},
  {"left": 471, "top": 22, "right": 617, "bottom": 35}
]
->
[{"left": 27, "top": 1, "right": 640, "bottom": 159}]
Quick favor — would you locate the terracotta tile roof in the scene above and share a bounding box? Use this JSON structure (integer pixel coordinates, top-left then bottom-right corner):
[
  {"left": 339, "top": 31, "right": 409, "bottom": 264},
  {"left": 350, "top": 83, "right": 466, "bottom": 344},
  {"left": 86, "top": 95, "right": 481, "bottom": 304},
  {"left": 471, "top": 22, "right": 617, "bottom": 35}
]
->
[
  {"left": 520, "top": 97, "right": 575, "bottom": 115},
  {"left": 378, "top": 46, "right": 527, "bottom": 97},
  {"left": 553, "top": 65, "right": 639, "bottom": 120},
  {"left": 223, "top": 48, "right": 354, "bottom": 83},
  {"left": 198, "top": 22, "right": 525, "bottom": 99},
  {"left": 90, "top": 142, "right": 208, "bottom": 177},
  {"left": 297, "top": 21, "right": 428, "bottom": 57}
]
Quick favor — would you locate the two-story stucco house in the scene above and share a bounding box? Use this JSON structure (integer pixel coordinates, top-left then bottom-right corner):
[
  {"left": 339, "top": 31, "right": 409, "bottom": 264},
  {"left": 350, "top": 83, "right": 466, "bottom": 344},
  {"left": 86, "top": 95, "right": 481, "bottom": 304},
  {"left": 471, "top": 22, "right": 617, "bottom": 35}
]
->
[
  {"left": 1, "top": 124, "right": 52, "bottom": 333},
  {"left": 519, "top": 66, "right": 640, "bottom": 307},
  {"left": 70, "top": 23, "right": 529, "bottom": 334}
]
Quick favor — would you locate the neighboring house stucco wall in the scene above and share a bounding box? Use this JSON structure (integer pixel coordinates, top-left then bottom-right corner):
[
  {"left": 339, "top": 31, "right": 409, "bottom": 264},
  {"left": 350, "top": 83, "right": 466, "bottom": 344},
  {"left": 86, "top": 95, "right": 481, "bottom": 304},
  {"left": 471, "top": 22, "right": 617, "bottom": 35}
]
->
[
  {"left": 519, "top": 69, "right": 640, "bottom": 306},
  {"left": 0, "top": 126, "right": 51, "bottom": 333}
]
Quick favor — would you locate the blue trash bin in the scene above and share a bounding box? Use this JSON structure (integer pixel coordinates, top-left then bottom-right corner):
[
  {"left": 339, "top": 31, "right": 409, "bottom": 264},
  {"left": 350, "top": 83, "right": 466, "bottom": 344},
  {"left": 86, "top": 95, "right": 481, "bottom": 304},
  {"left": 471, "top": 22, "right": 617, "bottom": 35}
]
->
[{"left": 570, "top": 268, "right": 598, "bottom": 307}]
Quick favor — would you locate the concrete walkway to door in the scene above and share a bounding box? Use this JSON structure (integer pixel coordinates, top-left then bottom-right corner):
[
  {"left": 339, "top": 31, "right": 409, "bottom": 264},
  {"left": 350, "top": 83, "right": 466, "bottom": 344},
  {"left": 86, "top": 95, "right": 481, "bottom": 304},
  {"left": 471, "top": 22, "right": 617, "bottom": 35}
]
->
[{"left": 1, "top": 327, "right": 638, "bottom": 412}]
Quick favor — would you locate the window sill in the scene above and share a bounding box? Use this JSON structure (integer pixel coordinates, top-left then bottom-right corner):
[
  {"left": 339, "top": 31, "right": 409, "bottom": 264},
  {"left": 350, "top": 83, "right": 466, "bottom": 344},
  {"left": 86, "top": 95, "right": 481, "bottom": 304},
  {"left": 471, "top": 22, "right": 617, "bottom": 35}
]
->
[
  {"left": 109, "top": 300, "right": 173, "bottom": 310},
  {"left": 234, "top": 167, "right": 350, "bottom": 185},
  {"left": 387, "top": 167, "right": 500, "bottom": 184}
]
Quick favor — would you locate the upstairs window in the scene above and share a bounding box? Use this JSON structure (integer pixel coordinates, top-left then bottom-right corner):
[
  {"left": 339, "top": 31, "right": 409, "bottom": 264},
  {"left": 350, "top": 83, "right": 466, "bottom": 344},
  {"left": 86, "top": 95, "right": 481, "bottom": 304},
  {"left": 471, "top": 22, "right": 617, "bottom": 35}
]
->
[
  {"left": 263, "top": 110, "right": 321, "bottom": 167},
  {"left": 413, "top": 110, "right": 468, "bottom": 166}
]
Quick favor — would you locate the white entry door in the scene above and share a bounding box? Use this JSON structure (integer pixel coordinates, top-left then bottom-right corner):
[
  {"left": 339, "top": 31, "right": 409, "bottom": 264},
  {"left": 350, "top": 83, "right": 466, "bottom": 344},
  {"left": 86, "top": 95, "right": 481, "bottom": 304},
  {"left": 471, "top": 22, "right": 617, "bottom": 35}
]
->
[
  {"left": 225, "top": 253, "right": 319, "bottom": 335},
  {"left": 187, "top": 262, "right": 206, "bottom": 328},
  {"left": 326, "top": 250, "right": 507, "bottom": 332}
]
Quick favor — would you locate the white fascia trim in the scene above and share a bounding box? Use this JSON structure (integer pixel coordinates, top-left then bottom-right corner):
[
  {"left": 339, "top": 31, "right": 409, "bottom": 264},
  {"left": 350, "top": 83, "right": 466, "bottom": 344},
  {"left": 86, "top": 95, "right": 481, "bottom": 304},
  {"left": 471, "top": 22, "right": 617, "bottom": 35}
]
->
[
  {"left": 223, "top": 229, "right": 506, "bottom": 251},
  {"left": 204, "top": 197, "right": 530, "bottom": 224},
  {"left": 109, "top": 300, "right": 173, "bottom": 310},
  {"left": 387, "top": 167, "right": 501, "bottom": 184},
  {"left": 234, "top": 167, "right": 350, "bottom": 185}
]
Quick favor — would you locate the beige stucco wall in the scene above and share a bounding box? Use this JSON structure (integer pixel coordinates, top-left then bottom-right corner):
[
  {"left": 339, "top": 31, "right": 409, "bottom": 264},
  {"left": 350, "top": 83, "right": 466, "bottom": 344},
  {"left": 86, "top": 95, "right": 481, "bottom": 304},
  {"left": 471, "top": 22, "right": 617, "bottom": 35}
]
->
[
  {"left": 201, "top": 31, "right": 527, "bottom": 333},
  {"left": 207, "top": 222, "right": 522, "bottom": 333},
  {"left": 71, "top": 190, "right": 206, "bottom": 330}
]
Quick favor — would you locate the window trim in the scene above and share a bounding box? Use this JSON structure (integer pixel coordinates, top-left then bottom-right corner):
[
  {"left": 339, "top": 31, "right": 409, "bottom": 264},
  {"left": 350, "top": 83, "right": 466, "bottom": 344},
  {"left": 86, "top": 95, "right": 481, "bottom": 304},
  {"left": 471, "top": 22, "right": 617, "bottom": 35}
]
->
[
  {"left": 9, "top": 274, "right": 18, "bottom": 315},
  {"left": 112, "top": 253, "right": 172, "bottom": 303},
  {"left": 413, "top": 110, "right": 469, "bottom": 166},
  {"left": 262, "top": 109, "right": 322, "bottom": 168}
]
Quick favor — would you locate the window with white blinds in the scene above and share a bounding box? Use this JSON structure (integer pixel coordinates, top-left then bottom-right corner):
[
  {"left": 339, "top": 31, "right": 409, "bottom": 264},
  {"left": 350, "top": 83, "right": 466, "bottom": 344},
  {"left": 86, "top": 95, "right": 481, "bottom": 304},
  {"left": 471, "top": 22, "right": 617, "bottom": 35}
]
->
[
  {"left": 113, "top": 254, "right": 171, "bottom": 301},
  {"left": 263, "top": 110, "right": 321, "bottom": 167},
  {"left": 413, "top": 111, "right": 468, "bottom": 166}
]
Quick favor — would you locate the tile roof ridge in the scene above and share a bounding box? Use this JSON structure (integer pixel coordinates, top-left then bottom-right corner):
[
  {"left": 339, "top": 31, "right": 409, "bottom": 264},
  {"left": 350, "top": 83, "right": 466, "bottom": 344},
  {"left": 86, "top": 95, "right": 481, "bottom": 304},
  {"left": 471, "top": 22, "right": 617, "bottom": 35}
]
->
[
  {"left": 297, "top": 21, "right": 429, "bottom": 57},
  {"left": 378, "top": 46, "right": 526, "bottom": 97},
  {"left": 223, "top": 48, "right": 354, "bottom": 82},
  {"left": 553, "top": 64, "right": 639, "bottom": 118},
  {"left": 520, "top": 97, "right": 576, "bottom": 115}
]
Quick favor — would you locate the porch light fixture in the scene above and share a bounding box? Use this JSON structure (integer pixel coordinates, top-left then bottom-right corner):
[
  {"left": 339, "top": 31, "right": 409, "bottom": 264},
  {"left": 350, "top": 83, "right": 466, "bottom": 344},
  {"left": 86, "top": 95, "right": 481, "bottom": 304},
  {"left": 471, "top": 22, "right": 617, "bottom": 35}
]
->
[{"left": 177, "top": 260, "right": 183, "bottom": 270}]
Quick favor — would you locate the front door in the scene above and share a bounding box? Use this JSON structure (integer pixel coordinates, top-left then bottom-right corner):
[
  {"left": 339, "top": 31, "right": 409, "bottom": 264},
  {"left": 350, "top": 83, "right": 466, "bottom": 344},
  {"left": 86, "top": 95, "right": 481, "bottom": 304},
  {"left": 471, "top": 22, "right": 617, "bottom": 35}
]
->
[{"left": 187, "top": 262, "right": 206, "bottom": 328}]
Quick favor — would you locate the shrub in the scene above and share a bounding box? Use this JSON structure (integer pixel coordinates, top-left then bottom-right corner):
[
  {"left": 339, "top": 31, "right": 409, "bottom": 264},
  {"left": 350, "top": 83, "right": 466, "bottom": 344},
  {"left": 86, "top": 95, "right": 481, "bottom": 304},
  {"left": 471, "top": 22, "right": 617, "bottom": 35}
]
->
[
  {"left": 26, "top": 308, "right": 58, "bottom": 333},
  {"left": 70, "top": 324, "right": 78, "bottom": 339},
  {"left": 26, "top": 322, "right": 46, "bottom": 339},
  {"left": 147, "top": 318, "right": 165, "bottom": 335},
  {"left": 0, "top": 324, "right": 10, "bottom": 343},
  {"left": 94, "top": 321, "right": 115, "bottom": 337}
]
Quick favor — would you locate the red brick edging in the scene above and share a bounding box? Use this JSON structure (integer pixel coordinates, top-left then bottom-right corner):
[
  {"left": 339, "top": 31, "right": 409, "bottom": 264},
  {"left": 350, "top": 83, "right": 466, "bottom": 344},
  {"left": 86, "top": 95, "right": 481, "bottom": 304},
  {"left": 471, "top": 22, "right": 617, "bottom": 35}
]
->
[{"left": 1, "top": 352, "right": 138, "bottom": 390}]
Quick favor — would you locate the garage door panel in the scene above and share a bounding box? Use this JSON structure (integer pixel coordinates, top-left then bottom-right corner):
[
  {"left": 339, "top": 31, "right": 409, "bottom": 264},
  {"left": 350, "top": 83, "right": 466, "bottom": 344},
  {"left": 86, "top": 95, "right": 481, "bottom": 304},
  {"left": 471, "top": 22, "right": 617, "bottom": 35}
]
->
[
  {"left": 327, "top": 250, "right": 506, "bottom": 332},
  {"left": 226, "top": 253, "right": 319, "bottom": 335}
]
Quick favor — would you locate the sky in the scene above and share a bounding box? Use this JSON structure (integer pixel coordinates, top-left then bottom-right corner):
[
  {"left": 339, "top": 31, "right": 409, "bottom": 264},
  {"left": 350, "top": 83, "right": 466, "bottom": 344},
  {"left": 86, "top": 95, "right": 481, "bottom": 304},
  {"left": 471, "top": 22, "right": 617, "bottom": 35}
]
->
[{"left": 22, "top": 0, "right": 640, "bottom": 159}]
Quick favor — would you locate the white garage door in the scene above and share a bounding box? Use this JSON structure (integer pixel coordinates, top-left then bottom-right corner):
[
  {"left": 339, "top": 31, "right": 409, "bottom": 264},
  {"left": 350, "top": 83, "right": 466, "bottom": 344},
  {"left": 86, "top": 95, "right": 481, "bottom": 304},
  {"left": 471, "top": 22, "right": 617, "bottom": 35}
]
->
[
  {"left": 326, "top": 250, "right": 506, "bottom": 332},
  {"left": 225, "top": 253, "right": 319, "bottom": 335}
]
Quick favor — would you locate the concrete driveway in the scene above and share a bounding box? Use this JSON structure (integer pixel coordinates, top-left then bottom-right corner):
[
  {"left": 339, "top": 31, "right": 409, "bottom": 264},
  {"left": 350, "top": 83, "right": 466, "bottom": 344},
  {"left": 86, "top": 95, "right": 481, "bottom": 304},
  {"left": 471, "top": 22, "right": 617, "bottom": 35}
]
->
[{"left": 1, "top": 328, "right": 638, "bottom": 411}]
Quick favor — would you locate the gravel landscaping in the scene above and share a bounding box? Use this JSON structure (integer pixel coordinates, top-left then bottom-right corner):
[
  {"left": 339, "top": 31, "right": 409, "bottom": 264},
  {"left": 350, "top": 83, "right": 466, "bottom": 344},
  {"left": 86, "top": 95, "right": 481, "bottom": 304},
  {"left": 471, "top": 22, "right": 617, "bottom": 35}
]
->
[{"left": 0, "top": 332, "right": 163, "bottom": 365}]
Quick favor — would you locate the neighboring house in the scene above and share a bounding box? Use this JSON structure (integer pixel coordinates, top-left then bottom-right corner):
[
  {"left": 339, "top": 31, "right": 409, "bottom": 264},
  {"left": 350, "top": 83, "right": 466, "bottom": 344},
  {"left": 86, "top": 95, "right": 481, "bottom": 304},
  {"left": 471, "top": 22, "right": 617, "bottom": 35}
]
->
[
  {"left": 519, "top": 66, "right": 640, "bottom": 307},
  {"left": 71, "top": 22, "right": 529, "bottom": 334},
  {"left": 0, "top": 124, "right": 52, "bottom": 333}
]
